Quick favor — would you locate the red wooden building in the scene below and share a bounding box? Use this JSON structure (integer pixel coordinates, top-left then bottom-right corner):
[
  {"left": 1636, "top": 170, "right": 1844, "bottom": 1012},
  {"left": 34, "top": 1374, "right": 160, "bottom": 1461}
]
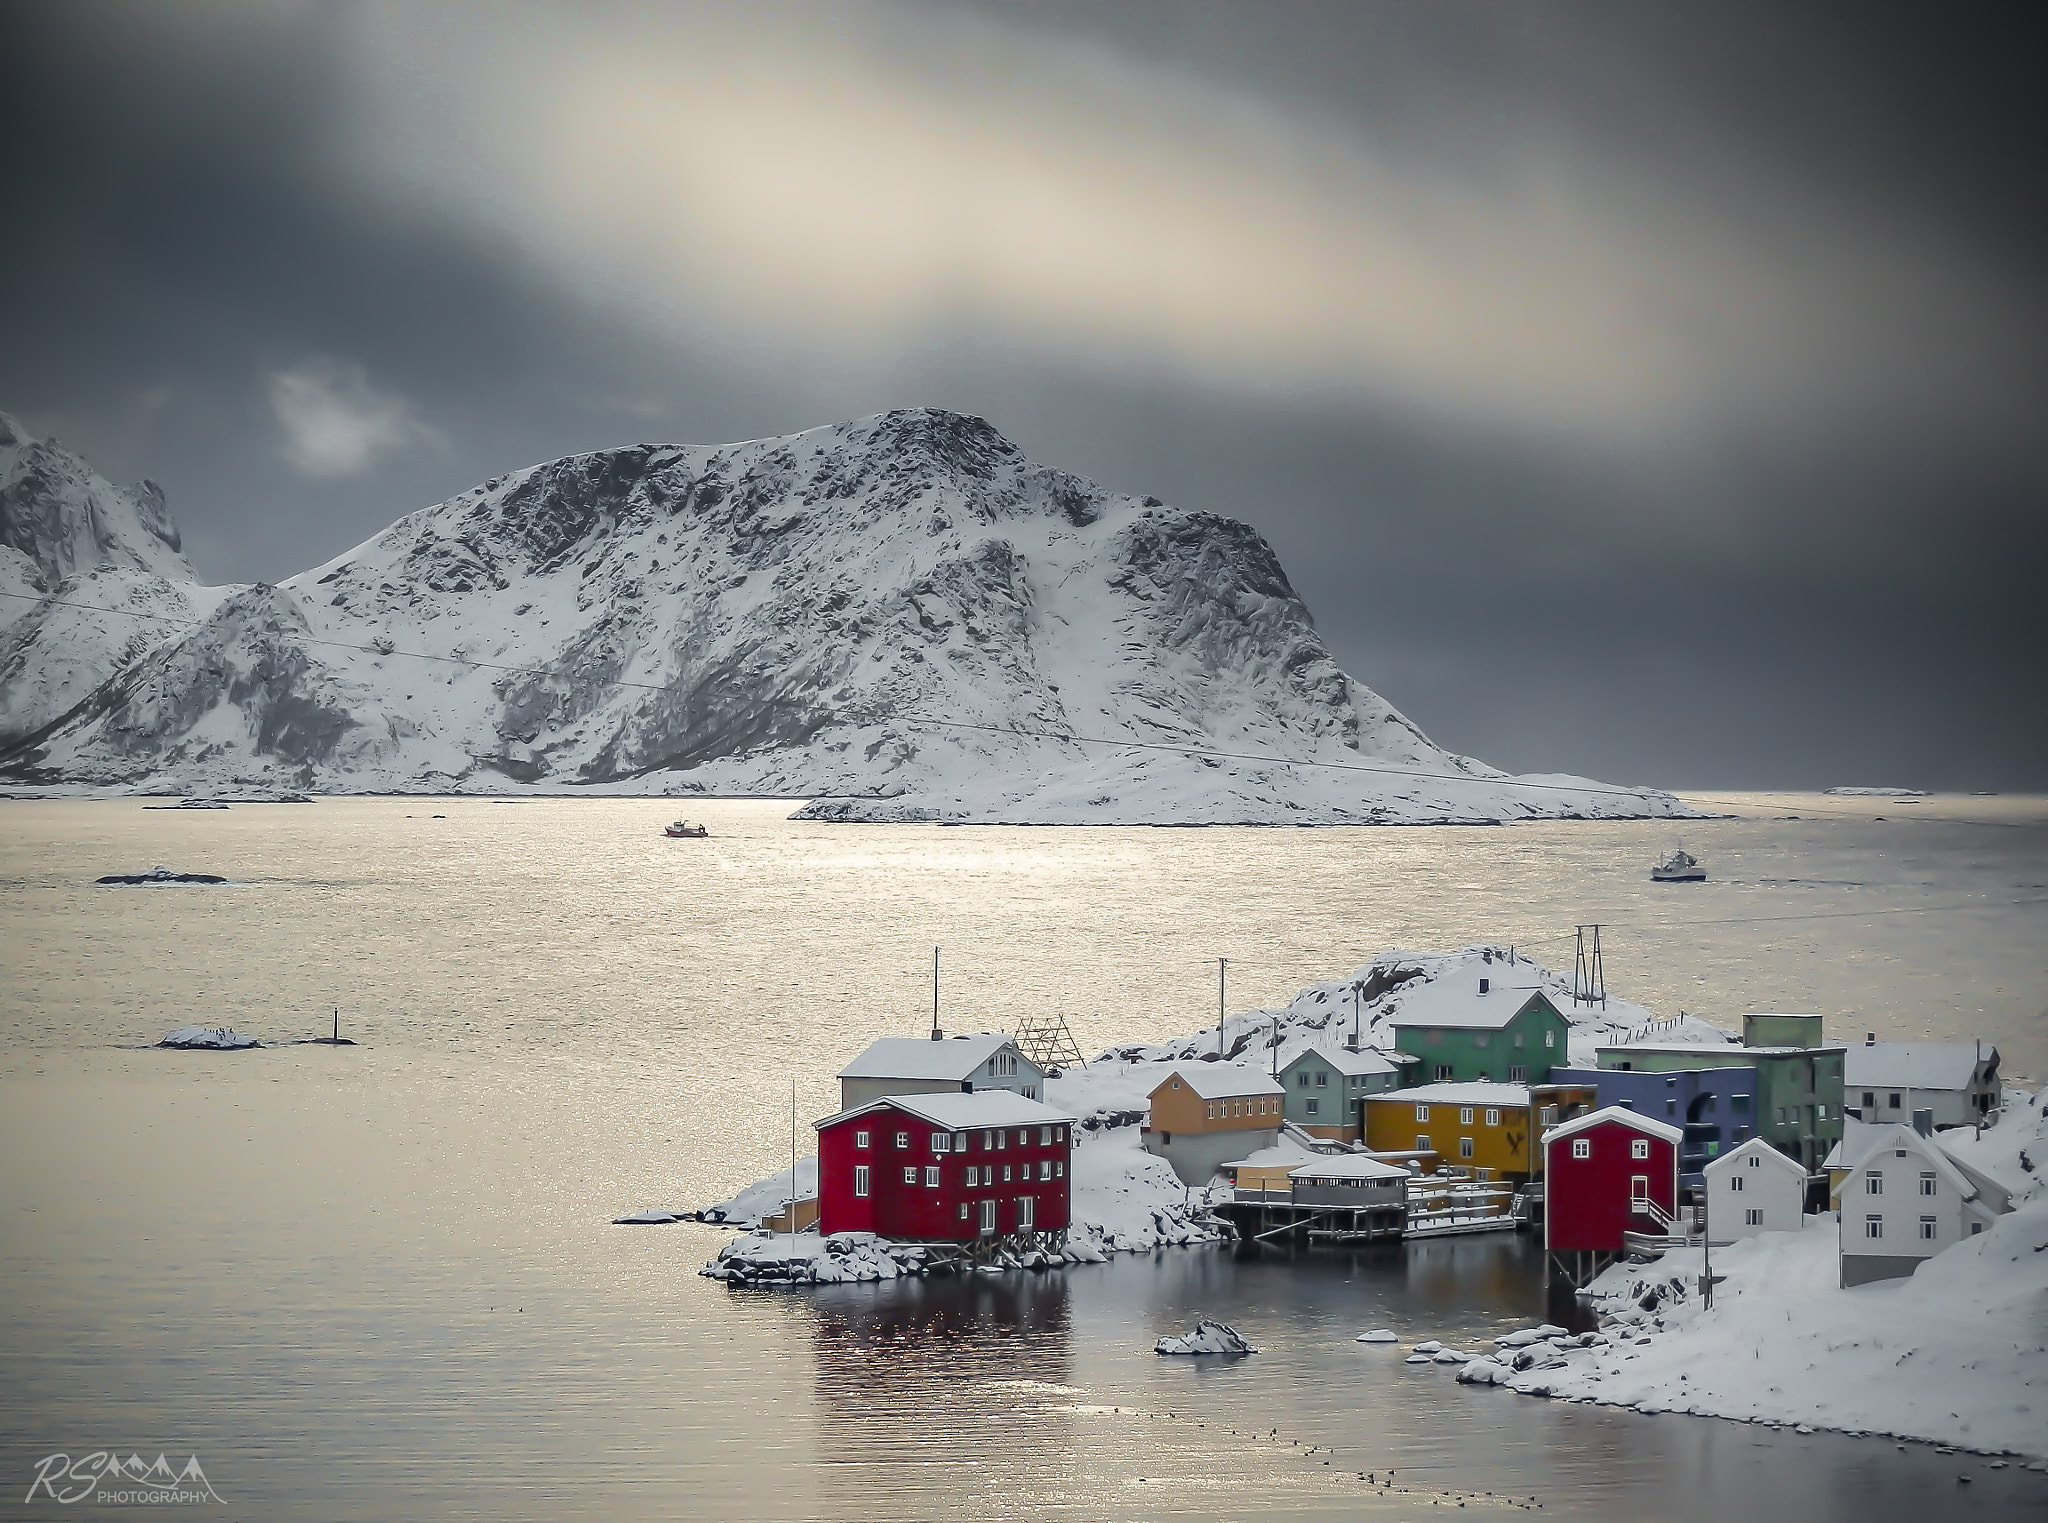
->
[
  {"left": 1541, "top": 1105, "right": 1683, "bottom": 1285},
  {"left": 815, "top": 1091, "right": 1076, "bottom": 1253}
]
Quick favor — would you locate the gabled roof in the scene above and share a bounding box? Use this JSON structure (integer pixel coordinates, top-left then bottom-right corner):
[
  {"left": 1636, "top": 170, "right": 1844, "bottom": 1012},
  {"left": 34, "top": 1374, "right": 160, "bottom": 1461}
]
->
[
  {"left": 1702, "top": 1136, "right": 1805, "bottom": 1179},
  {"left": 1369, "top": 1082, "right": 1531, "bottom": 1106},
  {"left": 1288, "top": 1155, "right": 1410, "bottom": 1182},
  {"left": 1384, "top": 977, "right": 1556, "bottom": 1032},
  {"left": 1279, "top": 1044, "right": 1401, "bottom": 1078},
  {"left": 813, "top": 1091, "right": 1075, "bottom": 1134},
  {"left": 1830, "top": 1123, "right": 2013, "bottom": 1211},
  {"left": 836, "top": 1034, "right": 1035, "bottom": 1082},
  {"left": 1822, "top": 1114, "right": 1885, "bottom": 1172},
  {"left": 1151, "top": 1062, "right": 1286, "bottom": 1101},
  {"left": 1844, "top": 1041, "right": 1993, "bottom": 1092},
  {"left": 1541, "top": 1104, "right": 1684, "bottom": 1147},
  {"left": 1220, "top": 1140, "right": 1324, "bottom": 1172}
]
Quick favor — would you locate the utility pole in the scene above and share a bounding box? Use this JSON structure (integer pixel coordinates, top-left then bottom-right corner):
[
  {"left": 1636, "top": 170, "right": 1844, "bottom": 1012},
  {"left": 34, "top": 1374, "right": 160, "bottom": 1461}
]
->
[
  {"left": 1271, "top": 1015, "right": 1280, "bottom": 1078},
  {"left": 932, "top": 946, "right": 941, "bottom": 1040},
  {"left": 1351, "top": 980, "right": 1364, "bottom": 1051},
  {"left": 1217, "top": 958, "right": 1229, "bottom": 1057},
  {"left": 1572, "top": 926, "right": 1607, "bottom": 1010}
]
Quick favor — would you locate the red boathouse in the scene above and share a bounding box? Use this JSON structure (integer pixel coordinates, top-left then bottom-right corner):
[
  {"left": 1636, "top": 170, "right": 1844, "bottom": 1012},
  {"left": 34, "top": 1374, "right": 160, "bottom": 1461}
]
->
[
  {"left": 1541, "top": 1105, "right": 1683, "bottom": 1285},
  {"left": 815, "top": 1091, "right": 1076, "bottom": 1256}
]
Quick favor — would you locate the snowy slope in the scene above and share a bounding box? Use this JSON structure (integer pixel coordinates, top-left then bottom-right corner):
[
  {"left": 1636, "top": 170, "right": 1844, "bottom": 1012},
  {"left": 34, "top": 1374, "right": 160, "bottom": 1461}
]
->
[
  {"left": 1, "top": 408, "right": 1692, "bottom": 822},
  {"left": 1091, "top": 943, "right": 1730, "bottom": 1077},
  {"left": 1469, "top": 1088, "right": 2048, "bottom": 1459},
  {"left": 0, "top": 411, "right": 231, "bottom": 751}
]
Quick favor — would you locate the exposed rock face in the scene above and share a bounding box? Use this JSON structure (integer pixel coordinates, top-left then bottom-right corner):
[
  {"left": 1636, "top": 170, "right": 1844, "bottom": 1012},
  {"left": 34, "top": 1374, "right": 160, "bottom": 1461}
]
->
[
  {"left": 0, "top": 407, "right": 1689, "bottom": 823},
  {"left": 0, "top": 412, "right": 227, "bottom": 750}
]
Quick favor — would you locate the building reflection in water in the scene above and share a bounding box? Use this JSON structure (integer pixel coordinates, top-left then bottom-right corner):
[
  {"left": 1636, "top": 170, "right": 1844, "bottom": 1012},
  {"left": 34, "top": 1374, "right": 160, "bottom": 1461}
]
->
[{"left": 805, "top": 1270, "right": 1077, "bottom": 1515}]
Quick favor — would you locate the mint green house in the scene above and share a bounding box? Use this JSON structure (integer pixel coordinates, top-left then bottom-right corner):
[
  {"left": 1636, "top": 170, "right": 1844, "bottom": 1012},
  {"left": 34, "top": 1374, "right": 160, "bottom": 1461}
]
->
[
  {"left": 1276, "top": 1044, "right": 1411, "bottom": 1140},
  {"left": 1388, "top": 975, "right": 1571, "bottom": 1086}
]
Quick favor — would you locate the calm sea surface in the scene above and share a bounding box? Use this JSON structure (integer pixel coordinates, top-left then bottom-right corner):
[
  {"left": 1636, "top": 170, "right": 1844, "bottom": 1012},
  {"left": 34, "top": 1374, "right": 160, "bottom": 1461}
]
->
[{"left": 1, "top": 794, "right": 2043, "bottom": 1519}]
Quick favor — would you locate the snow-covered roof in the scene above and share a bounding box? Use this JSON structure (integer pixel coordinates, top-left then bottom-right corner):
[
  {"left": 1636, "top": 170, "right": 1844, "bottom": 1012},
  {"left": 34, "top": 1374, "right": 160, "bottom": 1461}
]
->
[
  {"left": 1822, "top": 1115, "right": 1887, "bottom": 1172},
  {"left": 1541, "top": 1105, "right": 1684, "bottom": 1147},
  {"left": 1288, "top": 1155, "right": 1410, "bottom": 1182},
  {"left": 1220, "top": 1141, "right": 1323, "bottom": 1172},
  {"left": 814, "top": 1091, "right": 1075, "bottom": 1133},
  {"left": 1594, "top": 1042, "right": 1834, "bottom": 1060},
  {"left": 1280, "top": 1044, "right": 1401, "bottom": 1077},
  {"left": 1384, "top": 978, "right": 1553, "bottom": 1032},
  {"left": 1369, "top": 1082, "right": 1531, "bottom": 1106},
  {"left": 836, "top": 1034, "right": 1032, "bottom": 1082},
  {"left": 1844, "top": 1042, "right": 1992, "bottom": 1092},
  {"left": 1828, "top": 1123, "right": 2011, "bottom": 1210},
  {"left": 1702, "top": 1136, "right": 1806, "bottom": 1179},
  {"left": 1152, "top": 1062, "right": 1286, "bottom": 1100}
]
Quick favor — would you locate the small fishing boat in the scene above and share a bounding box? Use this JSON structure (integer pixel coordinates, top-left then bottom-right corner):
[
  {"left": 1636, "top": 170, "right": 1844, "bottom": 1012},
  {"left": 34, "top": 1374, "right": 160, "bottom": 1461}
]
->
[
  {"left": 663, "top": 820, "right": 709, "bottom": 838},
  {"left": 1650, "top": 847, "right": 1705, "bottom": 883}
]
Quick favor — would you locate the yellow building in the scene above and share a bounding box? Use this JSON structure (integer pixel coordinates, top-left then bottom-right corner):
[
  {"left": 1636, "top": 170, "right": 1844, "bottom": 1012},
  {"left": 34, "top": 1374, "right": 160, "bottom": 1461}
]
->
[{"left": 1362, "top": 1082, "right": 1596, "bottom": 1182}]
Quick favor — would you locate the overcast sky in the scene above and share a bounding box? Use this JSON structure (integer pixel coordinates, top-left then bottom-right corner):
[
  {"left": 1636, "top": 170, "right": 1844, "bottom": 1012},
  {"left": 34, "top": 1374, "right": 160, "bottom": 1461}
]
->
[{"left": 6, "top": 0, "right": 2043, "bottom": 789}]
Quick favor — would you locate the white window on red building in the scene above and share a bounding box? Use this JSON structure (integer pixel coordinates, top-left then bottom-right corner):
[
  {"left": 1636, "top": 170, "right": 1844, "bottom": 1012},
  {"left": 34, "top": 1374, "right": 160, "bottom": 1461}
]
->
[
  {"left": 924, "top": 1166, "right": 940, "bottom": 1188},
  {"left": 931, "top": 1132, "right": 951, "bottom": 1153},
  {"left": 1018, "top": 1196, "right": 1035, "bottom": 1231},
  {"left": 855, "top": 1131, "right": 870, "bottom": 1149},
  {"left": 1055, "top": 1161, "right": 1065, "bottom": 1178},
  {"left": 1002, "top": 1164, "right": 1012, "bottom": 1182},
  {"left": 894, "top": 1132, "right": 909, "bottom": 1149},
  {"left": 901, "top": 1166, "right": 916, "bottom": 1185},
  {"left": 853, "top": 1166, "right": 870, "bottom": 1197},
  {"left": 958, "top": 1202, "right": 969, "bottom": 1220},
  {"left": 1571, "top": 1138, "right": 1590, "bottom": 1159},
  {"left": 1630, "top": 1139, "right": 1650, "bottom": 1160}
]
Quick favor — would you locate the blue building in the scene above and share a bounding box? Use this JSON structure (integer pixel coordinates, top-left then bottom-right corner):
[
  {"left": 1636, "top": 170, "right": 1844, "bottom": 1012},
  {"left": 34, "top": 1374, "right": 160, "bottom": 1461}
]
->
[{"left": 1548, "top": 1063, "right": 1759, "bottom": 1185}]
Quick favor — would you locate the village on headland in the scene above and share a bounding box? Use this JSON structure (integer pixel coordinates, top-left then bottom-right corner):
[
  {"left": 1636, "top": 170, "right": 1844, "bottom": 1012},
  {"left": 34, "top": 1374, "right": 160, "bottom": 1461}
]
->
[{"left": 668, "top": 944, "right": 2046, "bottom": 1465}]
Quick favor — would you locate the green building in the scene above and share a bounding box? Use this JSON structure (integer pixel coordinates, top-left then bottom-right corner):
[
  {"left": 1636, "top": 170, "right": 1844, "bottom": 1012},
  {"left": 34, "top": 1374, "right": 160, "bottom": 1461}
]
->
[
  {"left": 1595, "top": 1014, "right": 1845, "bottom": 1172},
  {"left": 1275, "top": 1043, "right": 1413, "bottom": 1139},
  {"left": 1388, "top": 975, "right": 1571, "bottom": 1086}
]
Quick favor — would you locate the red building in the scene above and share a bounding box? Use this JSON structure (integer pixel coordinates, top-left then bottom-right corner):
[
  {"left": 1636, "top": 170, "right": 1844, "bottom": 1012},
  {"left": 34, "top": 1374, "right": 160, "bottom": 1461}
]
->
[
  {"left": 815, "top": 1091, "right": 1076, "bottom": 1246},
  {"left": 1542, "top": 1106, "right": 1683, "bottom": 1282}
]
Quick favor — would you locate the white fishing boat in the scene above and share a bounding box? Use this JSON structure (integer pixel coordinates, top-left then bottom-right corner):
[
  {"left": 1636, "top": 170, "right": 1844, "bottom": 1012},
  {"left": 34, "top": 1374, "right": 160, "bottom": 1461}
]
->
[
  {"left": 663, "top": 820, "right": 709, "bottom": 839},
  {"left": 1650, "top": 847, "right": 1705, "bottom": 882}
]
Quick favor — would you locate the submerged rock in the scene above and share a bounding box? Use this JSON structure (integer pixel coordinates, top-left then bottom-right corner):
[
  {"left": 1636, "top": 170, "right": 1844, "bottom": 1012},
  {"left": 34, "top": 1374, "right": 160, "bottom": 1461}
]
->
[{"left": 98, "top": 866, "right": 227, "bottom": 885}]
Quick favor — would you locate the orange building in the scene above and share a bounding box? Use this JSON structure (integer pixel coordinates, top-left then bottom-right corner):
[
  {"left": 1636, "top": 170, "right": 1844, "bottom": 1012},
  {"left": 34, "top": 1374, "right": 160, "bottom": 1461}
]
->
[{"left": 1142, "top": 1063, "right": 1286, "bottom": 1184}]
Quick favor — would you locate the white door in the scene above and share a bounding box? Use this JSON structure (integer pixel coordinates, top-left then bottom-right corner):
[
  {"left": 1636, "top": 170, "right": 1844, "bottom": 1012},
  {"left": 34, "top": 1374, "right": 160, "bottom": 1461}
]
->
[
  {"left": 979, "top": 1198, "right": 997, "bottom": 1235},
  {"left": 1018, "top": 1195, "right": 1035, "bottom": 1232}
]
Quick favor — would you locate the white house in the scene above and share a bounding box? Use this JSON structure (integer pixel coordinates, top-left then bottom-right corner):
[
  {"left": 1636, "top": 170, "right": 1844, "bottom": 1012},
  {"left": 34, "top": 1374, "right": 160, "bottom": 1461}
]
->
[
  {"left": 836, "top": 1034, "right": 1045, "bottom": 1110},
  {"left": 1845, "top": 1038, "right": 2001, "bottom": 1130},
  {"left": 1831, "top": 1122, "right": 2013, "bottom": 1288},
  {"left": 1702, "top": 1136, "right": 1805, "bottom": 1239}
]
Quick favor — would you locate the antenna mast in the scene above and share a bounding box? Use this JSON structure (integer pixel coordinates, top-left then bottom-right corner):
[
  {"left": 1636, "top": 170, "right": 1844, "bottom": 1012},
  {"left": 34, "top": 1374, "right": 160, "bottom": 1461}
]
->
[{"left": 1572, "top": 925, "right": 1607, "bottom": 1009}]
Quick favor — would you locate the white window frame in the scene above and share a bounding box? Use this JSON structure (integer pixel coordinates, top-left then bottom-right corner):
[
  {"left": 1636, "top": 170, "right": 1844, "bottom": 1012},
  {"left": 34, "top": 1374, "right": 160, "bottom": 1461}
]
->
[
  {"left": 1460, "top": 1107, "right": 1474, "bottom": 1126},
  {"left": 924, "top": 1166, "right": 940, "bottom": 1188},
  {"left": 931, "top": 1132, "right": 952, "bottom": 1154},
  {"left": 1571, "top": 1137, "right": 1591, "bottom": 1160},
  {"left": 1865, "top": 1170, "right": 1883, "bottom": 1195},
  {"left": 894, "top": 1131, "right": 909, "bottom": 1150},
  {"left": 1630, "top": 1174, "right": 1649, "bottom": 1202},
  {"left": 1918, "top": 1216, "right": 1937, "bottom": 1240},
  {"left": 1730, "top": 1174, "right": 1744, "bottom": 1192},
  {"left": 1484, "top": 1108, "right": 1500, "bottom": 1127},
  {"left": 1018, "top": 1195, "right": 1035, "bottom": 1231},
  {"left": 1865, "top": 1215, "right": 1883, "bottom": 1239},
  {"left": 1745, "top": 1208, "right": 1763, "bottom": 1226},
  {"left": 853, "top": 1165, "right": 870, "bottom": 1197},
  {"left": 854, "top": 1130, "right": 870, "bottom": 1149},
  {"left": 1415, "top": 1105, "right": 1430, "bottom": 1122},
  {"left": 1415, "top": 1134, "right": 1431, "bottom": 1152},
  {"left": 902, "top": 1166, "right": 916, "bottom": 1185},
  {"left": 1305, "top": 1098, "right": 1319, "bottom": 1115},
  {"left": 1459, "top": 1137, "right": 1474, "bottom": 1160},
  {"left": 979, "top": 1198, "right": 997, "bottom": 1234},
  {"left": 1630, "top": 1138, "right": 1650, "bottom": 1160},
  {"left": 1919, "top": 1173, "right": 1938, "bottom": 1197}
]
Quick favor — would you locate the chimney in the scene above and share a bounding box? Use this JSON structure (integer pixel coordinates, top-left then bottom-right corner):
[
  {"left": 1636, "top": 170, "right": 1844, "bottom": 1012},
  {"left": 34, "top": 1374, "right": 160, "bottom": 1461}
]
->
[
  {"left": 1912, "top": 1108, "right": 1933, "bottom": 1137},
  {"left": 1479, "top": 977, "right": 1491, "bottom": 995},
  {"left": 1865, "top": 1032, "right": 1876, "bottom": 1045},
  {"left": 1347, "top": 1033, "right": 1359, "bottom": 1051}
]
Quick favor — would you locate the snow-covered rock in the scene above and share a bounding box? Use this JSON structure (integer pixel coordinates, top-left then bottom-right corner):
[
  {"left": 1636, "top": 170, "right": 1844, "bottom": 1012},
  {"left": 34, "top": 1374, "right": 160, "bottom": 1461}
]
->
[
  {"left": 611, "top": 1210, "right": 682, "bottom": 1224},
  {"left": 3, "top": 407, "right": 1695, "bottom": 825},
  {"left": 158, "top": 1026, "right": 259, "bottom": 1049},
  {"left": 1156, "top": 1319, "right": 1257, "bottom": 1355},
  {"left": 1457, "top": 1357, "right": 1512, "bottom": 1385},
  {"left": 1355, "top": 1329, "right": 1398, "bottom": 1343},
  {"left": 701, "top": 1230, "right": 924, "bottom": 1285}
]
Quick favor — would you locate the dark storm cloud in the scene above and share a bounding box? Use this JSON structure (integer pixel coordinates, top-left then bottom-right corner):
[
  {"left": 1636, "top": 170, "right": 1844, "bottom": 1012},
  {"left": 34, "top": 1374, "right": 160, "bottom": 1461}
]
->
[{"left": 3, "top": 0, "right": 2042, "bottom": 788}]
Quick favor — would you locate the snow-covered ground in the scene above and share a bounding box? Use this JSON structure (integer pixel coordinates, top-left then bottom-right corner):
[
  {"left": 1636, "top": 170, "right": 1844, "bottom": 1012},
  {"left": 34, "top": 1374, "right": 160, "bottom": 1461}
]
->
[{"left": 1426, "top": 1090, "right": 2048, "bottom": 1460}]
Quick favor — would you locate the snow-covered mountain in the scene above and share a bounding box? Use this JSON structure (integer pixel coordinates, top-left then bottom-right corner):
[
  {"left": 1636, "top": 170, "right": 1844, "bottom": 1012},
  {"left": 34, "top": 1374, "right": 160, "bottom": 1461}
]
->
[
  {"left": 0, "top": 407, "right": 1692, "bottom": 822},
  {"left": 0, "top": 412, "right": 230, "bottom": 750}
]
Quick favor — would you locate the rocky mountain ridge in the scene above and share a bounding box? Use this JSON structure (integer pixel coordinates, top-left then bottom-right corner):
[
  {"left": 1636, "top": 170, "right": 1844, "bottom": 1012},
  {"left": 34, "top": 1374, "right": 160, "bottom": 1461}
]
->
[{"left": 0, "top": 407, "right": 1690, "bottom": 823}]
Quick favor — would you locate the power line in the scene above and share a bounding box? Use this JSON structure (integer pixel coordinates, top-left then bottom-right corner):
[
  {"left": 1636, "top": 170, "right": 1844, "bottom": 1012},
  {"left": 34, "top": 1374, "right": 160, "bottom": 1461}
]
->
[{"left": 2, "top": 587, "right": 2037, "bottom": 827}]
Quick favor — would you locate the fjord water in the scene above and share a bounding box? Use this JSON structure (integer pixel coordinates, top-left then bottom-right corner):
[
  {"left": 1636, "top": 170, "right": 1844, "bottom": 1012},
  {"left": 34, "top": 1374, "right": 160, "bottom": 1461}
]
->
[{"left": 1, "top": 795, "right": 2043, "bottom": 1521}]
